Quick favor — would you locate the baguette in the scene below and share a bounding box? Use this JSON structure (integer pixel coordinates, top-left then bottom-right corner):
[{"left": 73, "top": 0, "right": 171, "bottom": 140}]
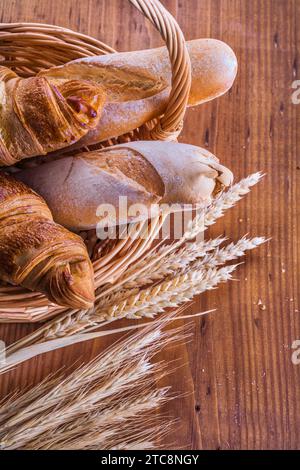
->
[
  {"left": 16, "top": 141, "right": 233, "bottom": 230},
  {"left": 40, "top": 39, "right": 238, "bottom": 147},
  {"left": 0, "top": 172, "right": 95, "bottom": 309},
  {"left": 0, "top": 67, "right": 105, "bottom": 165}
]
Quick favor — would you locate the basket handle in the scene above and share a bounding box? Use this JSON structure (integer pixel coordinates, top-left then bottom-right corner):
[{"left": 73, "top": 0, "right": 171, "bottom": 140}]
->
[{"left": 129, "top": 0, "right": 191, "bottom": 141}]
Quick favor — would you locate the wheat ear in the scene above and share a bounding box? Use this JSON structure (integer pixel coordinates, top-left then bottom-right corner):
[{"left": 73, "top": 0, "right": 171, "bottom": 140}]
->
[
  {"left": 95, "top": 236, "right": 266, "bottom": 315},
  {"left": 121, "top": 237, "right": 226, "bottom": 290},
  {"left": 0, "top": 321, "right": 186, "bottom": 450},
  {"left": 188, "top": 236, "right": 267, "bottom": 272},
  {"left": 123, "top": 236, "right": 266, "bottom": 290},
  {"left": 26, "top": 389, "right": 170, "bottom": 450},
  {"left": 50, "top": 264, "right": 237, "bottom": 338},
  {"left": 43, "top": 237, "right": 266, "bottom": 338}
]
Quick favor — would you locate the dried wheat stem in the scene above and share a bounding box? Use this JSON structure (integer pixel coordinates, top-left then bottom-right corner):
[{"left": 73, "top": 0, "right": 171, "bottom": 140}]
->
[
  {"left": 0, "top": 310, "right": 209, "bottom": 375},
  {"left": 57, "top": 264, "right": 238, "bottom": 337},
  {"left": 0, "top": 376, "right": 58, "bottom": 427},
  {"left": 2, "top": 360, "right": 156, "bottom": 449},
  {"left": 0, "top": 322, "right": 184, "bottom": 450},
  {"left": 122, "top": 237, "right": 226, "bottom": 290},
  {"left": 1, "top": 325, "right": 182, "bottom": 430},
  {"left": 28, "top": 388, "right": 169, "bottom": 450},
  {"left": 188, "top": 236, "right": 267, "bottom": 272},
  {"left": 45, "top": 237, "right": 266, "bottom": 335},
  {"left": 46, "top": 235, "right": 264, "bottom": 339},
  {"left": 52, "top": 419, "right": 173, "bottom": 451}
]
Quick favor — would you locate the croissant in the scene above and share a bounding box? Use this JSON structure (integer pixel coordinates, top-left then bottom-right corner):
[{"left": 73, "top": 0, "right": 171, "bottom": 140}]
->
[
  {"left": 0, "top": 66, "right": 105, "bottom": 166},
  {"left": 0, "top": 172, "right": 95, "bottom": 309}
]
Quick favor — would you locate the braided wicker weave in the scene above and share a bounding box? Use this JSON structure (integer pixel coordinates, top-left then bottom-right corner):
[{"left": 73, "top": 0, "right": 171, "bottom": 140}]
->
[{"left": 0, "top": 0, "right": 191, "bottom": 322}]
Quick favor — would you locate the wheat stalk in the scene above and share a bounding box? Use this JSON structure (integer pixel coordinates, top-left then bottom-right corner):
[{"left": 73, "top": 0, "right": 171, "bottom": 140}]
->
[
  {"left": 0, "top": 310, "right": 211, "bottom": 375},
  {"left": 51, "top": 236, "right": 266, "bottom": 338},
  {"left": 92, "top": 237, "right": 265, "bottom": 316},
  {"left": 48, "top": 264, "right": 237, "bottom": 339},
  {"left": 121, "top": 237, "right": 226, "bottom": 290},
  {"left": 0, "top": 321, "right": 185, "bottom": 450},
  {"left": 27, "top": 389, "right": 169, "bottom": 450},
  {"left": 3, "top": 329, "right": 174, "bottom": 428},
  {"left": 0, "top": 375, "right": 58, "bottom": 428},
  {"left": 188, "top": 236, "right": 267, "bottom": 272},
  {"left": 100, "top": 265, "right": 238, "bottom": 320},
  {"left": 3, "top": 360, "right": 155, "bottom": 448},
  {"left": 5, "top": 173, "right": 264, "bottom": 354}
]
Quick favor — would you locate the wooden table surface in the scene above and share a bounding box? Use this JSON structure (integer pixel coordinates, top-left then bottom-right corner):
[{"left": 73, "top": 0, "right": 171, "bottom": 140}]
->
[{"left": 0, "top": 0, "right": 299, "bottom": 450}]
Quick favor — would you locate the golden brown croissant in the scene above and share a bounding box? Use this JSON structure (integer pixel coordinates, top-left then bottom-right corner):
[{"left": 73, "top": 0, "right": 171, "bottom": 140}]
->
[
  {"left": 0, "top": 66, "right": 105, "bottom": 165},
  {"left": 0, "top": 172, "right": 95, "bottom": 309}
]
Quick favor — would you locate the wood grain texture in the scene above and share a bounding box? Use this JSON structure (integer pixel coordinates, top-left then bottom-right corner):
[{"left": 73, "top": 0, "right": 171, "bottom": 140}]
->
[{"left": 0, "top": 0, "right": 299, "bottom": 450}]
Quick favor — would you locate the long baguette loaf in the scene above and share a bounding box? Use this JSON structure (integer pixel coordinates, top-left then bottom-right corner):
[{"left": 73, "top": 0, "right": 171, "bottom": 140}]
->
[
  {"left": 16, "top": 141, "right": 233, "bottom": 231},
  {"left": 0, "top": 172, "right": 95, "bottom": 309},
  {"left": 40, "top": 39, "right": 238, "bottom": 147}
]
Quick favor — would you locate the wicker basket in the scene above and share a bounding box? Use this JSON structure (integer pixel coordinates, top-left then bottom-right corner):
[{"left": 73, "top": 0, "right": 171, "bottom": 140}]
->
[{"left": 0, "top": 0, "right": 191, "bottom": 323}]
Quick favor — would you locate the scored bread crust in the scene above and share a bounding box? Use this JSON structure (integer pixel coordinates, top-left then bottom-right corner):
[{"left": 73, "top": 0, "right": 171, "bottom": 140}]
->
[
  {"left": 16, "top": 141, "right": 233, "bottom": 230},
  {"left": 40, "top": 39, "right": 238, "bottom": 147}
]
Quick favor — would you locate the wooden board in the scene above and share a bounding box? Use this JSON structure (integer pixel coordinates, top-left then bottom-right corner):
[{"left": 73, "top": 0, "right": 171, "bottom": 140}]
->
[{"left": 0, "top": 0, "right": 299, "bottom": 450}]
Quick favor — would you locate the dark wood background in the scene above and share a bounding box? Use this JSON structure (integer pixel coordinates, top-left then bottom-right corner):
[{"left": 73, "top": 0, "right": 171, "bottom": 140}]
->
[{"left": 0, "top": 0, "right": 299, "bottom": 450}]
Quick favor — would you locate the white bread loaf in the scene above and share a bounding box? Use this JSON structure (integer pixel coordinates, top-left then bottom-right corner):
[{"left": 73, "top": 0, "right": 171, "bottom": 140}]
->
[
  {"left": 16, "top": 141, "right": 233, "bottom": 231},
  {"left": 40, "top": 39, "right": 238, "bottom": 147}
]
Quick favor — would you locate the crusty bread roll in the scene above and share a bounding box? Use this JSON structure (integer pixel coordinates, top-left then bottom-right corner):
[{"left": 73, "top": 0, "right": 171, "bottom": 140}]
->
[
  {"left": 0, "top": 172, "right": 95, "bottom": 309},
  {"left": 16, "top": 141, "right": 233, "bottom": 231},
  {"left": 40, "top": 39, "right": 238, "bottom": 147}
]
